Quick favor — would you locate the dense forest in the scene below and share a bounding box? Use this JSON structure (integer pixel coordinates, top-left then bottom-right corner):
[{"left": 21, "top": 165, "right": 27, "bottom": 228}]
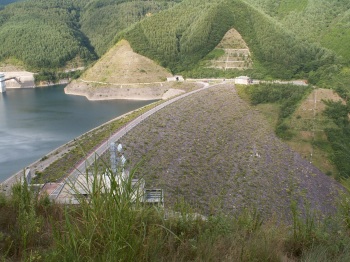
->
[
  {"left": 0, "top": 0, "right": 348, "bottom": 79},
  {"left": 245, "top": 0, "right": 350, "bottom": 64},
  {"left": 123, "top": 0, "right": 341, "bottom": 82},
  {"left": 0, "top": 0, "right": 177, "bottom": 69},
  {"left": 1, "top": 0, "right": 345, "bottom": 86}
]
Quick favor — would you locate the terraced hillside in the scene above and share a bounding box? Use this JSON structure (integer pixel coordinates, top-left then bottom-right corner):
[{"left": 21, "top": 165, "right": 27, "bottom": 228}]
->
[
  {"left": 119, "top": 83, "right": 342, "bottom": 220},
  {"left": 205, "top": 28, "right": 253, "bottom": 70}
]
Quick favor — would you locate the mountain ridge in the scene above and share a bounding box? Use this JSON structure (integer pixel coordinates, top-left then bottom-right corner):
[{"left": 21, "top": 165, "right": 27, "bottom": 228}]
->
[{"left": 0, "top": 0, "right": 347, "bottom": 83}]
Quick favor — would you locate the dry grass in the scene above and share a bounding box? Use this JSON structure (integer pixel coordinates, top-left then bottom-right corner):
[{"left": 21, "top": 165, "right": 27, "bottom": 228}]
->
[
  {"left": 81, "top": 39, "right": 172, "bottom": 84},
  {"left": 207, "top": 28, "right": 253, "bottom": 70},
  {"left": 285, "top": 88, "right": 344, "bottom": 176},
  {"left": 216, "top": 28, "right": 250, "bottom": 49}
]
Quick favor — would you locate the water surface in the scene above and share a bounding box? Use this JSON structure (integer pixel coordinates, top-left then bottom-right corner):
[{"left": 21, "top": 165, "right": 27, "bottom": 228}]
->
[{"left": 0, "top": 85, "right": 153, "bottom": 182}]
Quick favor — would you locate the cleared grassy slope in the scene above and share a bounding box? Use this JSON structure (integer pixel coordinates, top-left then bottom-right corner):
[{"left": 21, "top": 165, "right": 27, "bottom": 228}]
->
[{"left": 79, "top": 39, "right": 171, "bottom": 84}]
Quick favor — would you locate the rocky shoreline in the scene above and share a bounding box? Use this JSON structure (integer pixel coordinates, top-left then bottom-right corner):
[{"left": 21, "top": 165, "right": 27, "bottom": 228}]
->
[{"left": 64, "top": 80, "right": 186, "bottom": 100}]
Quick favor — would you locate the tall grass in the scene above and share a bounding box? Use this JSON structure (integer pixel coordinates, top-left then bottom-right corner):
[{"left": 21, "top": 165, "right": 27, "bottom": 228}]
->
[
  {"left": 1, "top": 161, "right": 350, "bottom": 261},
  {"left": 52, "top": 160, "right": 151, "bottom": 261}
]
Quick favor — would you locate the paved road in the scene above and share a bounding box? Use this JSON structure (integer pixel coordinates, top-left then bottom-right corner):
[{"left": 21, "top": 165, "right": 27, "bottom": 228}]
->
[{"left": 64, "top": 82, "right": 212, "bottom": 186}]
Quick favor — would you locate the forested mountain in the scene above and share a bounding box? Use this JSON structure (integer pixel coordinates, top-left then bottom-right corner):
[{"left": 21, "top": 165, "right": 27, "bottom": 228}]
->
[
  {"left": 0, "top": 0, "right": 348, "bottom": 85},
  {"left": 0, "top": 0, "right": 177, "bottom": 69},
  {"left": 123, "top": 0, "right": 339, "bottom": 81},
  {"left": 245, "top": 0, "right": 350, "bottom": 64},
  {"left": 80, "top": 0, "right": 178, "bottom": 56}
]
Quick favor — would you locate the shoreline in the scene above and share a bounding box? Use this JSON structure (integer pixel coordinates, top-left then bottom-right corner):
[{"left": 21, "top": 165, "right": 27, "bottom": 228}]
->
[
  {"left": 64, "top": 80, "right": 189, "bottom": 101},
  {"left": 0, "top": 81, "right": 204, "bottom": 191},
  {"left": 0, "top": 101, "right": 159, "bottom": 194}
]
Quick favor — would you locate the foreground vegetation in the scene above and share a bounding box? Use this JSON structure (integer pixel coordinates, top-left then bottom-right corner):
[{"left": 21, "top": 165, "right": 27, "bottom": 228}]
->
[{"left": 1, "top": 164, "right": 350, "bottom": 261}]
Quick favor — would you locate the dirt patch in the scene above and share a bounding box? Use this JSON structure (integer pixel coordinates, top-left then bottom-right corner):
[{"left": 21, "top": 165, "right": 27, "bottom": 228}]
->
[
  {"left": 65, "top": 80, "right": 200, "bottom": 101},
  {"left": 207, "top": 28, "right": 252, "bottom": 70},
  {"left": 299, "top": 131, "right": 313, "bottom": 140},
  {"left": 216, "top": 28, "right": 249, "bottom": 49},
  {"left": 162, "top": 89, "right": 185, "bottom": 99}
]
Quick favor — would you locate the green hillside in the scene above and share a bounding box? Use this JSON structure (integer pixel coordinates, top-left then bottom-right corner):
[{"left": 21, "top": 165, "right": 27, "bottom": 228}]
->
[
  {"left": 0, "top": 0, "right": 176, "bottom": 69},
  {"left": 123, "top": 0, "right": 339, "bottom": 81},
  {"left": 79, "top": 0, "right": 178, "bottom": 56},
  {"left": 245, "top": 0, "right": 350, "bottom": 63},
  {"left": 0, "top": 0, "right": 348, "bottom": 82},
  {"left": 0, "top": 0, "right": 95, "bottom": 69}
]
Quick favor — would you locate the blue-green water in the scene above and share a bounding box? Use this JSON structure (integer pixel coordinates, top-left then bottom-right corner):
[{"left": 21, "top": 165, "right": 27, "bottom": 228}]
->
[{"left": 0, "top": 85, "right": 153, "bottom": 182}]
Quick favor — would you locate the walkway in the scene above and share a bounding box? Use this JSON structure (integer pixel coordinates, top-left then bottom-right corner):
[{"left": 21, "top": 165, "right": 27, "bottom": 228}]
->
[
  {"left": 51, "top": 81, "right": 225, "bottom": 199},
  {"left": 62, "top": 82, "right": 212, "bottom": 188}
]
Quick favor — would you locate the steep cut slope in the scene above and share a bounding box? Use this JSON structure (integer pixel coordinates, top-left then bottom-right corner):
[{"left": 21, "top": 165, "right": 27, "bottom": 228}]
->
[
  {"left": 79, "top": 39, "right": 171, "bottom": 84},
  {"left": 119, "top": 84, "right": 342, "bottom": 220},
  {"left": 203, "top": 28, "right": 253, "bottom": 70}
]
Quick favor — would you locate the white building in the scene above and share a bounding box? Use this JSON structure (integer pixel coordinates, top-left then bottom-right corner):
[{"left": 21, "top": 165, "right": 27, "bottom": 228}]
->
[
  {"left": 167, "top": 75, "right": 184, "bottom": 82},
  {"left": 234, "top": 76, "right": 252, "bottom": 85}
]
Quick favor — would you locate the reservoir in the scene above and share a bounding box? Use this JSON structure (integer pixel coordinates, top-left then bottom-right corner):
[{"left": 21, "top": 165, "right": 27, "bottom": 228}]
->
[{"left": 0, "top": 85, "right": 153, "bottom": 182}]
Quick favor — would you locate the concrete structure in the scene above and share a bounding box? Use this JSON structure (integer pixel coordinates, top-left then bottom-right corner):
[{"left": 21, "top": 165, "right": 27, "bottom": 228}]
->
[
  {"left": 0, "top": 73, "right": 5, "bottom": 93},
  {"left": 145, "top": 189, "right": 164, "bottom": 207},
  {"left": 25, "top": 168, "right": 32, "bottom": 185},
  {"left": 50, "top": 173, "right": 163, "bottom": 206},
  {"left": 234, "top": 76, "right": 252, "bottom": 85},
  {"left": 110, "top": 142, "right": 117, "bottom": 173},
  {"left": 4, "top": 71, "right": 35, "bottom": 88},
  {"left": 167, "top": 75, "right": 184, "bottom": 82}
]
